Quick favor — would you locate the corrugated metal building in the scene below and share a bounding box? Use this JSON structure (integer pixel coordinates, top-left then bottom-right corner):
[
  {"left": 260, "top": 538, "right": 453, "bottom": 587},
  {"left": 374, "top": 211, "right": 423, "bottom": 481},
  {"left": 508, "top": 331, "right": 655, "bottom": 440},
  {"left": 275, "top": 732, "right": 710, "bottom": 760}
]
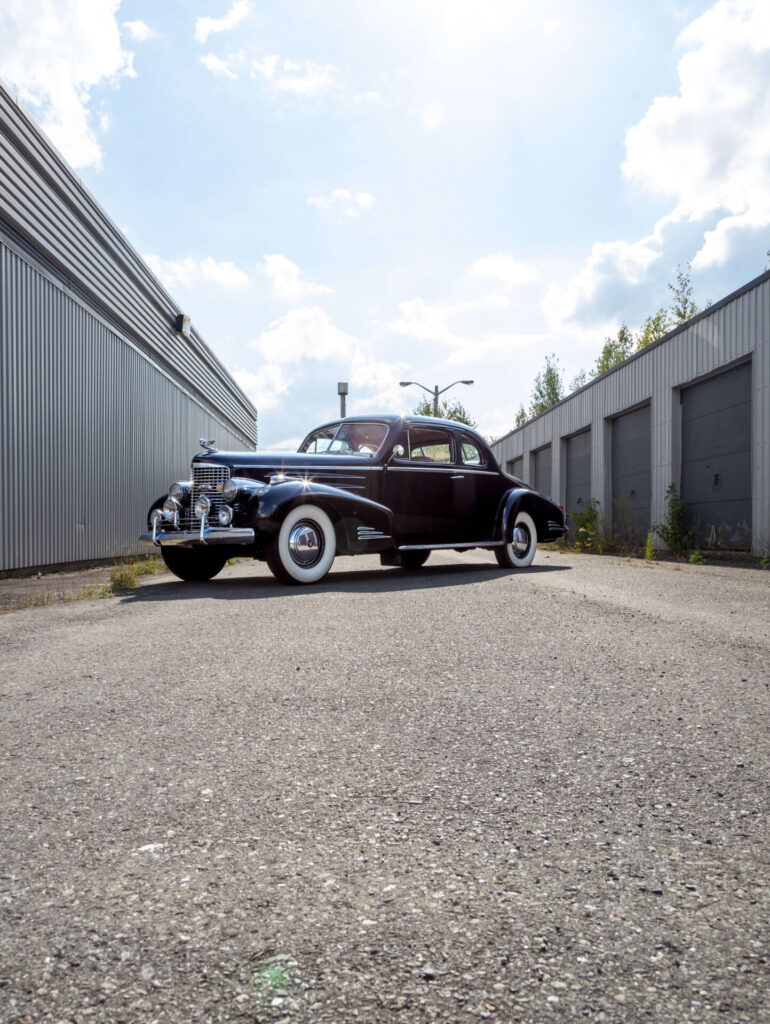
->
[
  {"left": 0, "top": 80, "right": 258, "bottom": 573},
  {"left": 492, "top": 272, "right": 770, "bottom": 555}
]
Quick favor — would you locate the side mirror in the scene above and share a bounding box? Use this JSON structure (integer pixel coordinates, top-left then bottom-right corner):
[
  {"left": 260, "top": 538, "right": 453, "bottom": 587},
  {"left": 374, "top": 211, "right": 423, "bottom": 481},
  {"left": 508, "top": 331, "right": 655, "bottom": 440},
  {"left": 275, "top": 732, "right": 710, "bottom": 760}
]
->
[{"left": 391, "top": 444, "right": 405, "bottom": 459}]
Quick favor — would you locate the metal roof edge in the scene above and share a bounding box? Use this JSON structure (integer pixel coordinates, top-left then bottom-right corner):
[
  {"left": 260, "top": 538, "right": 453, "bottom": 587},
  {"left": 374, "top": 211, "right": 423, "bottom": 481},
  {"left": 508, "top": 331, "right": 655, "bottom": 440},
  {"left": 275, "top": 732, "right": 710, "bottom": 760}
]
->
[
  {"left": 493, "top": 269, "right": 770, "bottom": 447},
  {"left": 0, "top": 77, "right": 257, "bottom": 424}
]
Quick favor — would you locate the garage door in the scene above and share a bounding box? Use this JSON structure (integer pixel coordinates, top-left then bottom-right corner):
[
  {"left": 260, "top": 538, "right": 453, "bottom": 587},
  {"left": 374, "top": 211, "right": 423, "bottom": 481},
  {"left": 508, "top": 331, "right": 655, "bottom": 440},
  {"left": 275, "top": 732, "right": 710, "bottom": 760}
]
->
[
  {"left": 612, "top": 405, "right": 651, "bottom": 544},
  {"left": 681, "top": 362, "right": 752, "bottom": 549},
  {"left": 507, "top": 456, "right": 523, "bottom": 479},
  {"left": 532, "top": 445, "right": 552, "bottom": 497},
  {"left": 565, "top": 430, "right": 591, "bottom": 522}
]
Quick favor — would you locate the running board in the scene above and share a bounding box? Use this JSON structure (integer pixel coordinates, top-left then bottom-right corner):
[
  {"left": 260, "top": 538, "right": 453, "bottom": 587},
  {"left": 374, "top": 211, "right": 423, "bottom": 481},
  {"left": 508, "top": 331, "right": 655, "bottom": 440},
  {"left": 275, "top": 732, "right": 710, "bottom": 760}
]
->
[{"left": 397, "top": 541, "right": 504, "bottom": 550}]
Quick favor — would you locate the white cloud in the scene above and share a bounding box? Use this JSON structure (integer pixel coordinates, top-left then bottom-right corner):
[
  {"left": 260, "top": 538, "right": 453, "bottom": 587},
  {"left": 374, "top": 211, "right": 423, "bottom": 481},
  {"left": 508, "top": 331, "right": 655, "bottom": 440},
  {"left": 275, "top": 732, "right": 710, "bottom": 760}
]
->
[
  {"left": 200, "top": 51, "right": 244, "bottom": 79},
  {"left": 307, "top": 189, "right": 375, "bottom": 219},
  {"left": 0, "top": 0, "right": 136, "bottom": 169},
  {"left": 145, "top": 254, "right": 250, "bottom": 291},
  {"left": 622, "top": 0, "right": 770, "bottom": 267},
  {"left": 122, "top": 20, "right": 153, "bottom": 42},
  {"left": 232, "top": 364, "right": 290, "bottom": 411},
  {"left": 387, "top": 297, "right": 474, "bottom": 347},
  {"left": 541, "top": 236, "right": 661, "bottom": 328},
  {"left": 252, "top": 306, "right": 359, "bottom": 364},
  {"left": 251, "top": 55, "right": 338, "bottom": 96},
  {"left": 261, "top": 254, "right": 334, "bottom": 302},
  {"left": 424, "top": 101, "right": 443, "bottom": 129},
  {"left": 468, "top": 253, "right": 539, "bottom": 289},
  {"left": 194, "top": 1, "right": 252, "bottom": 44}
]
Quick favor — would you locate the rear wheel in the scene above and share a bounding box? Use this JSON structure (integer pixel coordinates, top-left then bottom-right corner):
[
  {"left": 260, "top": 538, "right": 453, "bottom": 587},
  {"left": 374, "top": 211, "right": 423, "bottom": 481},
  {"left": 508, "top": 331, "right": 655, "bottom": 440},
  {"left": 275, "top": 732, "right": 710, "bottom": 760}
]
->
[
  {"left": 266, "top": 504, "right": 337, "bottom": 585},
  {"left": 161, "top": 546, "right": 227, "bottom": 581},
  {"left": 495, "top": 510, "right": 537, "bottom": 569}
]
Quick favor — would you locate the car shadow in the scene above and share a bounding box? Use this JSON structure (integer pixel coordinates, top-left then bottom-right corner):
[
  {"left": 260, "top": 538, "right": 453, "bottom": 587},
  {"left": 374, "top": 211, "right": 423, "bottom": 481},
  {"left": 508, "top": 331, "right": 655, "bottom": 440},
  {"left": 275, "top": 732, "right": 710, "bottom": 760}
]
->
[{"left": 120, "top": 560, "right": 572, "bottom": 604}]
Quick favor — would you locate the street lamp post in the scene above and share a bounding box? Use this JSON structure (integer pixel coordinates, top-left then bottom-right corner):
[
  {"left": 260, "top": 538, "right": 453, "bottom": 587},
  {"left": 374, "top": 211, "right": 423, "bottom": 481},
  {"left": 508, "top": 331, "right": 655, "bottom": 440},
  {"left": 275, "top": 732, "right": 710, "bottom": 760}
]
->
[{"left": 399, "top": 379, "right": 474, "bottom": 416}]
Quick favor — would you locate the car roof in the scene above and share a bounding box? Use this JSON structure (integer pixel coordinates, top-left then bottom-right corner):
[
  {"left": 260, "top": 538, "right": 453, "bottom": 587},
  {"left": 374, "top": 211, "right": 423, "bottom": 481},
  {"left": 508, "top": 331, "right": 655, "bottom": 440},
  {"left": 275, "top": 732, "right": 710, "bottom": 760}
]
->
[{"left": 312, "top": 414, "right": 482, "bottom": 434}]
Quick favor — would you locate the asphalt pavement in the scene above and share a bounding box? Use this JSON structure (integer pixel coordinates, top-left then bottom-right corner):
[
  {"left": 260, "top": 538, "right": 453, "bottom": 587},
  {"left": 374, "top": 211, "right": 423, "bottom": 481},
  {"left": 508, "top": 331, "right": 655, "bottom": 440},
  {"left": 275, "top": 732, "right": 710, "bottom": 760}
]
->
[{"left": 1, "top": 550, "right": 768, "bottom": 1023}]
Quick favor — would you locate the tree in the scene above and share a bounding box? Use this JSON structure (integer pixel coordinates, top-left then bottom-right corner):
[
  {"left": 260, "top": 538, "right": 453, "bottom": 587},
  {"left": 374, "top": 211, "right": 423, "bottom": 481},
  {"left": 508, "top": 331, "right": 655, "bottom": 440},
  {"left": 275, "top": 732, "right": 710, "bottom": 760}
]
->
[
  {"left": 668, "top": 262, "right": 699, "bottom": 324},
  {"left": 514, "top": 404, "right": 528, "bottom": 428},
  {"left": 529, "top": 353, "right": 564, "bottom": 416},
  {"left": 765, "top": 249, "right": 770, "bottom": 272},
  {"left": 413, "top": 396, "right": 477, "bottom": 428},
  {"left": 591, "top": 324, "right": 634, "bottom": 377},
  {"left": 636, "top": 308, "right": 671, "bottom": 350},
  {"left": 570, "top": 369, "right": 588, "bottom": 392}
]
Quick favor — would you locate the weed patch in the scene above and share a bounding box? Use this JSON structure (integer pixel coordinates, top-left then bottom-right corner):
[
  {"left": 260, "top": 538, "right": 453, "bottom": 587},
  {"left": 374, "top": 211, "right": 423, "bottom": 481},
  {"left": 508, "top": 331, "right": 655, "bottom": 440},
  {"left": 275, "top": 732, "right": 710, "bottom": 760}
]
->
[{"left": 109, "top": 563, "right": 138, "bottom": 592}]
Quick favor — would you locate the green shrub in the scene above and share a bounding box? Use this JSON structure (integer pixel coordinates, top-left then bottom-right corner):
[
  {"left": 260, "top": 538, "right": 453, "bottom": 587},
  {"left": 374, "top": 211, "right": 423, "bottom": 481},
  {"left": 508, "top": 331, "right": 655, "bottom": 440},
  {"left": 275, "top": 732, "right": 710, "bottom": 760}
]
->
[
  {"left": 760, "top": 549, "right": 769, "bottom": 570},
  {"left": 652, "top": 483, "right": 692, "bottom": 556},
  {"left": 570, "top": 499, "right": 603, "bottom": 552},
  {"left": 688, "top": 550, "right": 704, "bottom": 565}
]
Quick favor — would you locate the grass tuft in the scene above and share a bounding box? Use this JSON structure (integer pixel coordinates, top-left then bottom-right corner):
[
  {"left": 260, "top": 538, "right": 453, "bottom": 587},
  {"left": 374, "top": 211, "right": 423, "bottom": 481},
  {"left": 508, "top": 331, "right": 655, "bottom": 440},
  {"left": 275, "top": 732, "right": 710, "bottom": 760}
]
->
[{"left": 109, "top": 563, "right": 138, "bottom": 592}]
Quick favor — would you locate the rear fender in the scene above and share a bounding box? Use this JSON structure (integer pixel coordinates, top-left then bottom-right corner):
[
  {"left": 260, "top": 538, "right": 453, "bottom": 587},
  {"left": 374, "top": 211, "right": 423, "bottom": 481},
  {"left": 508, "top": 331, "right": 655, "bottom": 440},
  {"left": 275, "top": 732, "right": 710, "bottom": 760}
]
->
[{"left": 496, "top": 489, "right": 563, "bottom": 543}]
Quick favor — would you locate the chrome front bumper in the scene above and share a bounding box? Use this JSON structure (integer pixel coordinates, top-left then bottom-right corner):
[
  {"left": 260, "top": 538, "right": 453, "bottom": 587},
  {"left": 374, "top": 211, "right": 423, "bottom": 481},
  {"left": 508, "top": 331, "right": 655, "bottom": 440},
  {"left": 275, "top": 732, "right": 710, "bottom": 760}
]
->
[{"left": 139, "top": 527, "right": 256, "bottom": 548}]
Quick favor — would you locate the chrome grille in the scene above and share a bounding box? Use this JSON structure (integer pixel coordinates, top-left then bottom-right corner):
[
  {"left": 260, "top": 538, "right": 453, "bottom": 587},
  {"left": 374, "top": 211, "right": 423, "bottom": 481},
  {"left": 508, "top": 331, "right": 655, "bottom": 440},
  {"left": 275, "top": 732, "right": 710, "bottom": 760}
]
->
[{"left": 184, "top": 464, "right": 230, "bottom": 528}]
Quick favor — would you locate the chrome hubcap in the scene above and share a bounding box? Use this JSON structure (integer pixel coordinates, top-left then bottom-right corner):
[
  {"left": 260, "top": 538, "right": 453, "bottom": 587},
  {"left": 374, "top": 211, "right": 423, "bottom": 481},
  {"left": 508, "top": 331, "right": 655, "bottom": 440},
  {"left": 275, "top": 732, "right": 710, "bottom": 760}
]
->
[
  {"left": 288, "top": 521, "right": 323, "bottom": 566},
  {"left": 512, "top": 525, "right": 530, "bottom": 557}
]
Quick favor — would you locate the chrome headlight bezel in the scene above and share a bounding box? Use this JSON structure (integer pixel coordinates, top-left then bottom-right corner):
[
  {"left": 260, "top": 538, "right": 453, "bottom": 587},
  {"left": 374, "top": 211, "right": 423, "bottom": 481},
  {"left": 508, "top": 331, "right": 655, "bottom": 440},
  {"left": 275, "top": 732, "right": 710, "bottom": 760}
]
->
[
  {"left": 162, "top": 496, "right": 181, "bottom": 522},
  {"left": 194, "top": 495, "right": 211, "bottom": 519},
  {"left": 169, "top": 481, "right": 191, "bottom": 503},
  {"left": 222, "top": 476, "right": 264, "bottom": 502},
  {"left": 218, "top": 505, "right": 234, "bottom": 527}
]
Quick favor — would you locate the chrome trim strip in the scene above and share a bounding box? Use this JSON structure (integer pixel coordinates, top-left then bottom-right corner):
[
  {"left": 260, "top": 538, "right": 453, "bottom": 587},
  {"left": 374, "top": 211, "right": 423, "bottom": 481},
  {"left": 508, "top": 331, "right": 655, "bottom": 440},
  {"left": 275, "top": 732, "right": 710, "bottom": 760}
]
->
[
  {"left": 388, "top": 466, "right": 500, "bottom": 475},
  {"left": 397, "top": 541, "right": 504, "bottom": 550},
  {"left": 139, "top": 528, "right": 255, "bottom": 548}
]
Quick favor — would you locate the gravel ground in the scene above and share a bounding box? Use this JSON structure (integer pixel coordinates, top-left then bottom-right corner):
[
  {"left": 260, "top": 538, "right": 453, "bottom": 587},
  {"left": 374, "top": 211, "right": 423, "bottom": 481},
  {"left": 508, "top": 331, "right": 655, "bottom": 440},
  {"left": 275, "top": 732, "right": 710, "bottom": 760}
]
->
[{"left": 1, "top": 550, "right": 768, "bottom": 1023}]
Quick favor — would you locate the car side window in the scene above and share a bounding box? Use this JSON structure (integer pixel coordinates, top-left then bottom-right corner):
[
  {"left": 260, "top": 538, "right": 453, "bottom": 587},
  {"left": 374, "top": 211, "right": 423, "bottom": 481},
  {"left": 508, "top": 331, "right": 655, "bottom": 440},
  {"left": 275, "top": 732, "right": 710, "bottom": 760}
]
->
[
  {"left": 408, "top": 426, "right": 453, "bottom": 463},
  {"left": 460, "top": 439, "right": 484, "bottom": 466}
]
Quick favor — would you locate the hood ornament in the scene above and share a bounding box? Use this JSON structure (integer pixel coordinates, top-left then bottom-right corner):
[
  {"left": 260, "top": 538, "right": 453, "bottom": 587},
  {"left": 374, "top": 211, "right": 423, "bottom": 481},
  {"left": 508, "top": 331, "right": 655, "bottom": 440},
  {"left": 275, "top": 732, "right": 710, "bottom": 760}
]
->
[{"left": 199, "top": 438, "right": 218, "bottom": 452}]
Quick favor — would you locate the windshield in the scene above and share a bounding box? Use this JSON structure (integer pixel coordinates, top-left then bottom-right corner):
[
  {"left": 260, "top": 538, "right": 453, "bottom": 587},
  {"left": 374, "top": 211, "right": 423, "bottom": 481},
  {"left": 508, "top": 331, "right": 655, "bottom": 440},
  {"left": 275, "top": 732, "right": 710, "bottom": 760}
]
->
[{"left": 299, "top": 421, "right": 388, "bottom": 456}]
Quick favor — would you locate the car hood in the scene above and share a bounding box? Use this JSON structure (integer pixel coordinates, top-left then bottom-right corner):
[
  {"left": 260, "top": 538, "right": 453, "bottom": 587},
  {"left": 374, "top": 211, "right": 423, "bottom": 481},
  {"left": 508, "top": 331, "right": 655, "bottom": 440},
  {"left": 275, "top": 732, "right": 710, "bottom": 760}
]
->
[{"left": 192, "top": 449, "right": 380, "bottom": 481}]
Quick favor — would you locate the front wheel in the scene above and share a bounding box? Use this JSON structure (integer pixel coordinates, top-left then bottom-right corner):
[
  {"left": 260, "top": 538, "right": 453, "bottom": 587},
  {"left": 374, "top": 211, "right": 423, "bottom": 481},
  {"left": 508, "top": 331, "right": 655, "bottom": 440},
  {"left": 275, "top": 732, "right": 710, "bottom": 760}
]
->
[
  {"left": 495, "top": 510, "right": 537, "bottom": 569},
  {"left": 266, "top": 504, "right": 337, "bottom": 585},
  {"left": 402, "top": 550, "right": 430, "bottom": 570},
  {"left": 161, "top": 546, "right": 227, "bottom": 581}
]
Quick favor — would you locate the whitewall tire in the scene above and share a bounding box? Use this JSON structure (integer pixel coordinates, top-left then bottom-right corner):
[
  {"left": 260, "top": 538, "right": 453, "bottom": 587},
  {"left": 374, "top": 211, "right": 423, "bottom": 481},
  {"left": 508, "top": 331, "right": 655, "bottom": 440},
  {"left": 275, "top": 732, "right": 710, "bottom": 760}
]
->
[
  {"left": 266, "top": 504, "right": 337, "bottom": 585},
  {"left": 495, "top": 510, "right": 537, "bottom": 569}
]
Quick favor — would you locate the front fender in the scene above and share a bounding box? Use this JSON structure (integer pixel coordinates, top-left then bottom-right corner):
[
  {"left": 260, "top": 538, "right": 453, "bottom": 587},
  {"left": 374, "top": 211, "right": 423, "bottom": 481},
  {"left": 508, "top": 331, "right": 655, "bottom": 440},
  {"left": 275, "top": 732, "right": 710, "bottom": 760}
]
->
[{"left": 248, "top": 480, "right": 394, "bottom": 552}]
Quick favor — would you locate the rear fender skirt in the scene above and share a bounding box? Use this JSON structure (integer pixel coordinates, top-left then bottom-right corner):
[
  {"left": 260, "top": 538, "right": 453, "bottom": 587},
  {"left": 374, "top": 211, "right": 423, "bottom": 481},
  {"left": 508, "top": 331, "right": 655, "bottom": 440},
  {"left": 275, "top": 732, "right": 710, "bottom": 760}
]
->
[{"left": 251, "top": 480, "right": 394, "bottom": 552}]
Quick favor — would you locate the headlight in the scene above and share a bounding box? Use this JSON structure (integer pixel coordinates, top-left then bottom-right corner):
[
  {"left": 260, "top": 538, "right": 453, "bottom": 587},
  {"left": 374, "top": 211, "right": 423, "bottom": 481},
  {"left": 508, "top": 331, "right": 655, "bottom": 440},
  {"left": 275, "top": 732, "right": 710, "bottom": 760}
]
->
[
  {"left": 222, "top": 478, "right": 238, "bottom": 502},
  {"left": 194, "top": 495, "right": 211, "bottom": 519},
  {"left": 162, "top": 496, "right": 181, "bottom": 521},
  {"left": 169, "top": 481, "right": 191, "bottom": 502},
  {"left": 218, "top": 505, "right": 234, "bottom": 526}
]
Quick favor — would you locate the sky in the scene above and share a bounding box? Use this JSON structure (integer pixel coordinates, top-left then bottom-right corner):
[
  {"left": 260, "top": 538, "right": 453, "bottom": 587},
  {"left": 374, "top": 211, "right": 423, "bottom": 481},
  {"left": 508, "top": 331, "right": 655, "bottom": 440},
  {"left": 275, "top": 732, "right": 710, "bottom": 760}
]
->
[{"left": 1, "top": 0, "right": 769, "bottom": 449}]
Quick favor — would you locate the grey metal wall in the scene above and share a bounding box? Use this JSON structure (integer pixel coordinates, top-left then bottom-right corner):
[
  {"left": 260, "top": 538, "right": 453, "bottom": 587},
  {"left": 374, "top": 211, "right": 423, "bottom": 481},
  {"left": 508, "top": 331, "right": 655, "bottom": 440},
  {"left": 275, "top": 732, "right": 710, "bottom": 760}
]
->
[
  {"left": 681, "top": 361, "right": 752, "bottom": 549},
  {"left": 0, "top": 79, "right": 259, "bottom": 572},
  {"left": 0, "top": 238, "right": 249, "bottom": 571},
  {"left": 611, "top": 404, "right": 651, "bottom": 544},
  {"left": 492, "top": 272, "right": 770, "bottom": 554}
]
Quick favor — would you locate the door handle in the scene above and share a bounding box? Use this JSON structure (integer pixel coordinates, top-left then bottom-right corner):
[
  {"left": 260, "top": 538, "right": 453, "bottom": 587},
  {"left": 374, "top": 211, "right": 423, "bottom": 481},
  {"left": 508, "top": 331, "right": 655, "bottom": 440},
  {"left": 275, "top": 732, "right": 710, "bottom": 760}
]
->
[{"left": 451, "top": 474, "right": 465, "bottom": 479}]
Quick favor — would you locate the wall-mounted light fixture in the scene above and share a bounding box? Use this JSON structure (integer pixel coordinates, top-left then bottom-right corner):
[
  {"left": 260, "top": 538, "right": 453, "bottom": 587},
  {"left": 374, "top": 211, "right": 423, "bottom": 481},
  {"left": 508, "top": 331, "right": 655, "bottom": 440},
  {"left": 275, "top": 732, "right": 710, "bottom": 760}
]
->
[{"left": 175, "top": 313, "right": 191, "bottom": 338}]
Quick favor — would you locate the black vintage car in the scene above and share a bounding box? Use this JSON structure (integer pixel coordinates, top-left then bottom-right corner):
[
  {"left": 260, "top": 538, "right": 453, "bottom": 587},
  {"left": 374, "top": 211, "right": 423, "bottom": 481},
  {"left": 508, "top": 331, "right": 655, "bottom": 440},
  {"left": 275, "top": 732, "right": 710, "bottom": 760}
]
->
[{"left": 140, "top": 416, "right": 566, "bottom": 584}]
